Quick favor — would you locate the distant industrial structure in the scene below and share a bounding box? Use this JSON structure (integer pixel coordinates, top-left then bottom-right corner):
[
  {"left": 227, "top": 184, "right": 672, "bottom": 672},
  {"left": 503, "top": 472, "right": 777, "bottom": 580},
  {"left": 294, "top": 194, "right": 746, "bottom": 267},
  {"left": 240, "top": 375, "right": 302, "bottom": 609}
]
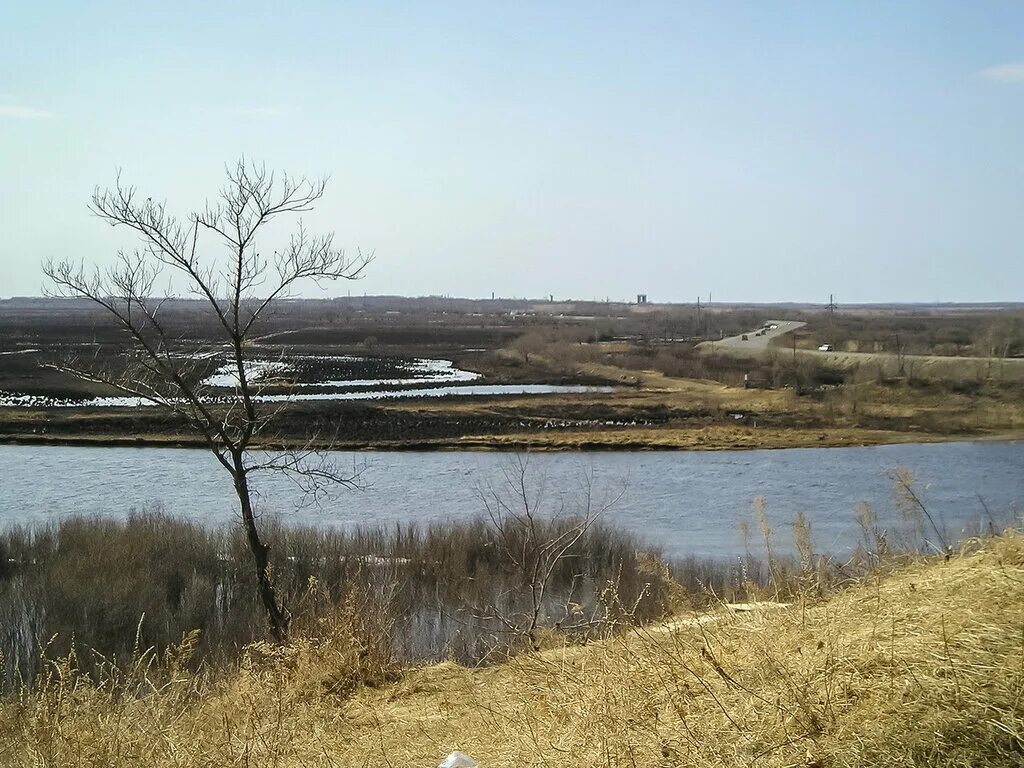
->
[{"left": 636, "top": 294, "right": 648, "bottom": 304}]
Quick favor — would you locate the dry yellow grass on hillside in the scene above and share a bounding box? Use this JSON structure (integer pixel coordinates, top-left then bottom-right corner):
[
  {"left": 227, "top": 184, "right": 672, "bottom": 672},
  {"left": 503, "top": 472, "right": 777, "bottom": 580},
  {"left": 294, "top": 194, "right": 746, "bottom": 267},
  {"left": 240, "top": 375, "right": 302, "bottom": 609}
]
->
[{"left": 2, "top": 534, "right": 1022, "bottom": 767}]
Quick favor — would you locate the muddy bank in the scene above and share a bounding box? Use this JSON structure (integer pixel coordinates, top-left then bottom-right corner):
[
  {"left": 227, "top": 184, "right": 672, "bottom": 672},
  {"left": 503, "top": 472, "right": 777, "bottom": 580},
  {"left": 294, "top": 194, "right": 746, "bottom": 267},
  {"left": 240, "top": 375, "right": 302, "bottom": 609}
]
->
[
  {"left": 0, "top": 398, "right": 656, "bottom": 441},
  {"left": 0, "top": 396, "right": 1007, "bottom": 452}
]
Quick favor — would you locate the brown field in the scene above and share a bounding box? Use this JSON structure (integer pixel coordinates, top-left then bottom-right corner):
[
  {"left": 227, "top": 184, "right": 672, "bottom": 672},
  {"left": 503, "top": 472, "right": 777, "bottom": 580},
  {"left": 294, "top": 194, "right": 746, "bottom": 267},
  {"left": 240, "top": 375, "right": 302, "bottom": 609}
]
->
[{"left": 3, "top": 296, "right": 1024, "bottom": 450}]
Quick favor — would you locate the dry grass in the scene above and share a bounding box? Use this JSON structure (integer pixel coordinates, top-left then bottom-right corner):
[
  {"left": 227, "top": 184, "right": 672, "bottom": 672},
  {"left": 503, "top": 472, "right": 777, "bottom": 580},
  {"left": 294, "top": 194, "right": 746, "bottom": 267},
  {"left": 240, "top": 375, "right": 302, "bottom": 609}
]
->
[
  {"left": 2, "top": 533, "right": 1022, "bottom": 766},
  {"left": 460, "top": 425, "right": 933, "bottom": 451}
]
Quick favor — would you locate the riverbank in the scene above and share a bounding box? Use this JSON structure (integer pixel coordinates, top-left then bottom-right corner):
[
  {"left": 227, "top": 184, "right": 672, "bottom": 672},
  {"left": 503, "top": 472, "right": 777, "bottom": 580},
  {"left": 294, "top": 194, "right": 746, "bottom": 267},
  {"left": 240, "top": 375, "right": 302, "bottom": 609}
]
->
[
  {"left": 3, "top": 532, "right": 1020, "bottom": 766},
  {"left": 0, "top": 421, "right": 1017, "bottom": 451},
  {"left": 4, "top": 385, "right": 1022, "bottom": 452}
]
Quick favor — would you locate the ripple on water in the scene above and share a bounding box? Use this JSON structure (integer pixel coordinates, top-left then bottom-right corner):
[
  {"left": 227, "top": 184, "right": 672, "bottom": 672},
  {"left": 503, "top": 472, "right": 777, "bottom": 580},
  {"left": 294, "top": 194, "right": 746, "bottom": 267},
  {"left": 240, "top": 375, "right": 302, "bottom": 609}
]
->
[{"left": 0, "top": 441, "right": 1021, "bottom": 559}]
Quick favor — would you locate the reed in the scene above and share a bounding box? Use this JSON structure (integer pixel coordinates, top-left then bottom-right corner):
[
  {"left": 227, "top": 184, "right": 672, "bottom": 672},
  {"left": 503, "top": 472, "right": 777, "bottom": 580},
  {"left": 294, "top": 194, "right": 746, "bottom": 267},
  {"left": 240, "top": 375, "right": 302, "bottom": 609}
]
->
[{"left": 0, "top": 511, "right": 671, "bottom": 684}]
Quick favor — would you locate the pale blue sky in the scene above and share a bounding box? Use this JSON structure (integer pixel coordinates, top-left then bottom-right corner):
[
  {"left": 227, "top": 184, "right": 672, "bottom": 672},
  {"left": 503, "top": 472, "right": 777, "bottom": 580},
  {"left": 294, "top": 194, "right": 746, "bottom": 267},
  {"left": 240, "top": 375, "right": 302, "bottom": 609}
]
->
[{"left": 2, "top": 1, "right": 1022, "bottom": 302}]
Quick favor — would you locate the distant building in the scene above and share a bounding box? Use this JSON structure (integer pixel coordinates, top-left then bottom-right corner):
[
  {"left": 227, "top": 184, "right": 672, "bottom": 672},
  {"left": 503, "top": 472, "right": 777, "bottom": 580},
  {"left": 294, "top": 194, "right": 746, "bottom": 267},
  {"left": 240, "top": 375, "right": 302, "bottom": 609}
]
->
[{"left": 636, "top": 294, "right": 648, "bottom": 304}]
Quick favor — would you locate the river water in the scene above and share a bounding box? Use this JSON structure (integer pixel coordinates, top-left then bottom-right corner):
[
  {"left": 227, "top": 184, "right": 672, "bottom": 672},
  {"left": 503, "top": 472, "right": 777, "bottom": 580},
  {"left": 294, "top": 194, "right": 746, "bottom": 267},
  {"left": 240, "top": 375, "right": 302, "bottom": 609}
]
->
[{"left": 1, "top": 441, "right": 1021, "bottom": 558}]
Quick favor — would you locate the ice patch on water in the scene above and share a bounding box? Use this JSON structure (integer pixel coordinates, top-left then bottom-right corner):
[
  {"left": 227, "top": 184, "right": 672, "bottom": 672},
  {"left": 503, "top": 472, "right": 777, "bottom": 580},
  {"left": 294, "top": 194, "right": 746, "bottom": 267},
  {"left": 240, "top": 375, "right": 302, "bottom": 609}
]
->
[
  {"left": 255, "top": 384, "right": 609, "bottom": 402},
  {"left": 318, "top": 358, "right": 481, "bottom": 388},
  {"left": 0, "top": 384, "right": 612, "bottom": 408},
  {"left": 199, "top": 356, "right": 480, "bottom": 389},
  {"left": 0, "top": 354, "right": 603, "bottom": 408},
  {"left": 202, "top": 360, "right": 292, "bottom": 388}
]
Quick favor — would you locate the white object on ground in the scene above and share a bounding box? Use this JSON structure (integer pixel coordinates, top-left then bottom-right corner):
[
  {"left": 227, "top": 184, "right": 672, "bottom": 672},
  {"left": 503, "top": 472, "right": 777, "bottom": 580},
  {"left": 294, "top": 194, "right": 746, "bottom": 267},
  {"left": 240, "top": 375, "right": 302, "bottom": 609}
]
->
[{"left": 438, "top": 751, "right": 479, "bottom": 768}]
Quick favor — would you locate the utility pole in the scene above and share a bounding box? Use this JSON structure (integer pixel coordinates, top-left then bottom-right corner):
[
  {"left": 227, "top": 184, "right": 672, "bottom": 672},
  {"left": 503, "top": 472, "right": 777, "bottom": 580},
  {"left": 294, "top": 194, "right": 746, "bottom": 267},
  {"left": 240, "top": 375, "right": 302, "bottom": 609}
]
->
[
  {"left": 826, "top": 293, "right": 837, "bottom": 347},
  {"left": 696, "top": 296, "right": 702, "bottom": 336}
]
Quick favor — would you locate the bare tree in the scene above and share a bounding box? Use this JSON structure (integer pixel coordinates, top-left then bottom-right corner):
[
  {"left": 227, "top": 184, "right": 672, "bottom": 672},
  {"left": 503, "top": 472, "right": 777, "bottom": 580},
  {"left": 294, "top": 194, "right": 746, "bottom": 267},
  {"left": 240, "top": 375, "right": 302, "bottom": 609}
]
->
[
  {"left": 510, "top": 327, "right": 550, "bottom": 365},
  {"left": 477, "top": 454, "right": 625, "bottom": 650},
  {"left": 976, "top": 317, "right": 1019, "bottom": 381},
  {"left": 43, "top": 159, "right": 372, "bottom": 641}
]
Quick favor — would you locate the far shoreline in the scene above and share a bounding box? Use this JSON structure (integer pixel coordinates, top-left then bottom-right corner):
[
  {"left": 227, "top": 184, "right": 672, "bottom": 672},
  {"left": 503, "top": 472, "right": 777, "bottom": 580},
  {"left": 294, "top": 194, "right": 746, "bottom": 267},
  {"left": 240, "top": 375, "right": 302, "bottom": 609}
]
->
[{"left": 1, "top": 426, "right": 1019, "bottom": 453}]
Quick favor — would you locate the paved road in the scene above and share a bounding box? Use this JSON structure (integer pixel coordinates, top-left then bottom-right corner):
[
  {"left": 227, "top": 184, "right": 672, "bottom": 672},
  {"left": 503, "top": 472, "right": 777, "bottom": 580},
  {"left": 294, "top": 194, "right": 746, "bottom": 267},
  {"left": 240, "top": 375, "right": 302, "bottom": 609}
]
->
[
  {"left": 701, "top": 318, "right": 1024, "bottom": 382},
  {"left": 703, "top": 320, "right": 807, "bottom": 352}
]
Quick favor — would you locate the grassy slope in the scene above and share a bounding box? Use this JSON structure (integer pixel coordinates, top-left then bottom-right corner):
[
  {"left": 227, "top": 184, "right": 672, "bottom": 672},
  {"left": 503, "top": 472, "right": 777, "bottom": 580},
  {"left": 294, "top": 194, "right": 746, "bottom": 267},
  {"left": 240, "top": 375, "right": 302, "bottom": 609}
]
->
[{"left": 3, "top": 535, "right": 1023, "bottom": 767}]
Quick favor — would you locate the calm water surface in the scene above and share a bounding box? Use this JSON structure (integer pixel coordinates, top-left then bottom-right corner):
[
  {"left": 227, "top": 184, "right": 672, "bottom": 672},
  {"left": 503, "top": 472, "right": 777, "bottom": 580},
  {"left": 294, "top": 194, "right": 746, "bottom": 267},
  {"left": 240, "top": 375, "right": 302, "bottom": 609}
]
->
[{"left": 1, "top": 441, "right": 1021, "bottom": 558}]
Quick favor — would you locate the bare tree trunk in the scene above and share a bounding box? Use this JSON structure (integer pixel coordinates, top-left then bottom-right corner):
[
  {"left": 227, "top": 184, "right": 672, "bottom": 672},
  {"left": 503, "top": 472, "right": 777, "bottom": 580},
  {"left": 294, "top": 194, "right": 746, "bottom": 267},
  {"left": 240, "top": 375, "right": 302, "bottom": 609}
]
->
[
  {"left": 44, "top": 160, "right": 370, "bottom": 643},
  {"left": 231, "top": 452, "right": 290, "bottom": 642},
  {"left": 528, "top": 578, "right": 544, "bottom": 651}
]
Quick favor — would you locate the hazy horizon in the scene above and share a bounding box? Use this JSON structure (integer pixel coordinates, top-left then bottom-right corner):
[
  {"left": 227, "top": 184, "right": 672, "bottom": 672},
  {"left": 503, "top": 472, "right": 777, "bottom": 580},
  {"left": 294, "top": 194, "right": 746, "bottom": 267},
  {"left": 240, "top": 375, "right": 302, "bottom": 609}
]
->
[
  {"left": 3, "top": 1, "right": 1023, "bottom": 303},
  {"left": 6, "top": 293, "right": 1024, "bottom": 310}
]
